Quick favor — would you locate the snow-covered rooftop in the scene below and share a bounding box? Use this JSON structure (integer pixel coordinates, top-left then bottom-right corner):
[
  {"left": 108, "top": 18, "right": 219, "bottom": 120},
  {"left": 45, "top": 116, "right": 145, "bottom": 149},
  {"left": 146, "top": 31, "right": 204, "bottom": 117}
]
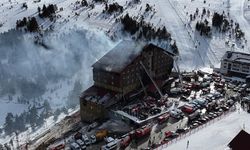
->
[{"left": 222, "top": 51, "right": 250, "bottom": 64}]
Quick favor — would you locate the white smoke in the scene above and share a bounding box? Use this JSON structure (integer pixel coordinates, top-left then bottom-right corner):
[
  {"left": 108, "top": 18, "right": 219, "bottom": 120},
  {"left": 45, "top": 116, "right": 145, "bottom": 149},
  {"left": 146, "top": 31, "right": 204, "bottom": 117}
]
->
[{"left": 0, "top": 27, "right": 116, "bottom": 100}]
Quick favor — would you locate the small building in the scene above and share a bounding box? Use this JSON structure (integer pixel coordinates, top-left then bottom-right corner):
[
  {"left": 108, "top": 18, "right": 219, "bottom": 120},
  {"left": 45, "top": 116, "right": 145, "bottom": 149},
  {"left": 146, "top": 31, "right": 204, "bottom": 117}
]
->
[
  {"left": 80, "top": 40, "right": 174, "bottom": 122},
  {"left": 220, "top": 51, "right": 250, "bottom": 77},
  {"left": 228, "top": 130, "right": 250, "bottom": 150}
]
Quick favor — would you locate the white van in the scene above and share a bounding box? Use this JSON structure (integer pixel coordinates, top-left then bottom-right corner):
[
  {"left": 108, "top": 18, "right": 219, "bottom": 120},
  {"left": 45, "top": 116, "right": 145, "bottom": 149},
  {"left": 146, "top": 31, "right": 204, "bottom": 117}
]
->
[
  {"left": 82, "top": 134, "right": 91, "bottom": 145},
  {"left": 76, "top": 139, "right": 86, "bottom": 149},
  {"left": 102, "top": 139, "right": 119, "bottom": 150},
  {"left": 70, "top": 142, "right": 81, "bottom": 150}
]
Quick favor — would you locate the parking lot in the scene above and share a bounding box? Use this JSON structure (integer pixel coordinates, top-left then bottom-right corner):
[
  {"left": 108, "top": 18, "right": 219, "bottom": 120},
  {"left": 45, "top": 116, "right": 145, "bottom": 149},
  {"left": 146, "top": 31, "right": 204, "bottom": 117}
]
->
[{"left": 47, "top": 70, "right": 250, "bottom": 150}]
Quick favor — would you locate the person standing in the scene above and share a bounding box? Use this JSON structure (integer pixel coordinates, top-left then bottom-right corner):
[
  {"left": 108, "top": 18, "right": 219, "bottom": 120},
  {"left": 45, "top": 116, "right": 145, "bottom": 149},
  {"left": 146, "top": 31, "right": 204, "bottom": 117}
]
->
[{"left": 186, "top": 140, "right": 189, "bottom": 149}]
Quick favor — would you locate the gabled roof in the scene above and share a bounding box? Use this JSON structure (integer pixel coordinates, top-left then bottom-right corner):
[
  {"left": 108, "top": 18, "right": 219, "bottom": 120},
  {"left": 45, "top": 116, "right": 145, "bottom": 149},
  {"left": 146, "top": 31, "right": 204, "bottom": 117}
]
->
[
  {"left": 228, "top": 130, "right": 250, "bottom": 150},
  {"left": 92, "top": 40, "right": 174, "bottom": 73}
]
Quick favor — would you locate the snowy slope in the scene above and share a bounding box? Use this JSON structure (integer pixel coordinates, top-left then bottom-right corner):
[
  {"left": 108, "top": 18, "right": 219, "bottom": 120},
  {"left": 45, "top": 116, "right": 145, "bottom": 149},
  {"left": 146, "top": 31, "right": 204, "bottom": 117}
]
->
[{"left": 164, "top": 105, "right": 249, "bottom": 150}]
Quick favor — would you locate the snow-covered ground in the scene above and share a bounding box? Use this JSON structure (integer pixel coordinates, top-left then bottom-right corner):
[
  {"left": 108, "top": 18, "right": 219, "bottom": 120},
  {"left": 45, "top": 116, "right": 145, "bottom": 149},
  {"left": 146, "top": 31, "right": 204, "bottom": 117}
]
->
[{"left": 163, "top": 105, "right": 249, "bottom": 150}]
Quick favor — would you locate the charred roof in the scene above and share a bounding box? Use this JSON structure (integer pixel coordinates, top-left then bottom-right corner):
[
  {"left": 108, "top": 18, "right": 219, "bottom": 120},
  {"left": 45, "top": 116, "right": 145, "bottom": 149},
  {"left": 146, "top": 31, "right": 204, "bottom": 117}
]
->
[{"left": 92, "top": 40, "right": 174, "bottom": 73}]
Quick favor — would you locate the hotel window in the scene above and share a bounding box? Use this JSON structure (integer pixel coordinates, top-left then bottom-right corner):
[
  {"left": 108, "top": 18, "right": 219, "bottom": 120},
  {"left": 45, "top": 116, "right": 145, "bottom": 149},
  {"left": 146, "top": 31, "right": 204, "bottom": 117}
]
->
[
  {"left": 242, "top": 66, "right": 249, "bottom": 70},
  {"left": 242, "top": 69, "right": 249, "bottom": 73},
  {"left": 232, "top": 68, "right": 240, "bottom": 71}
]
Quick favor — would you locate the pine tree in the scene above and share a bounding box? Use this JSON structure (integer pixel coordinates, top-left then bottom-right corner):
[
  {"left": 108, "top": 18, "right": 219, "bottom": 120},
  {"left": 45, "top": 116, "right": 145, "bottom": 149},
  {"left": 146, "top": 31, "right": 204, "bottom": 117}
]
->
[
  {"left": 38, "top": 6, "right": 41, "bottom": 13},
  {"left": 42, "top": 4, "right": 46, "bottom": 13},
  {"left": 29, "top": 106, "right": 38, "bottom": 127},
  {"left": 43, "top": 100, "right": 51, "bottom": 116},
  {"left": 27, "top": 17, "right": 39, "bottom": 32},
  {"left": 4, "top": 113, "right": 14, "bottom": 135}
]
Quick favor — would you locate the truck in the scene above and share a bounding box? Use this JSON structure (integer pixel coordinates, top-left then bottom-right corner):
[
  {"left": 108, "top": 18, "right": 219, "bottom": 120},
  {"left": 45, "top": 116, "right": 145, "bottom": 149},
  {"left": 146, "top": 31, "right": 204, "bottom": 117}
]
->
[
  {"left": 95, "top": 129, "right": 108, "bottom": 141},
  {"left": 134, "top": 125, "right": 152, "bottom": 138},
  {"left": 120, "top": 135, "right": 131, "bottom": 149},
  {"left": 157, "top": 113, "right": 170, "bottom": 124}
]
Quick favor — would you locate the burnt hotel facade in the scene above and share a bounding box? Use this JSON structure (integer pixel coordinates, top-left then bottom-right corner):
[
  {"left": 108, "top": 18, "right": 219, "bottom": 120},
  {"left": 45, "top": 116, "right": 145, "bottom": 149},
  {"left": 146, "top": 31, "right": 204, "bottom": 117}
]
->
[{"left": 80, "top": 40, "right": 174, "bottom": 122}]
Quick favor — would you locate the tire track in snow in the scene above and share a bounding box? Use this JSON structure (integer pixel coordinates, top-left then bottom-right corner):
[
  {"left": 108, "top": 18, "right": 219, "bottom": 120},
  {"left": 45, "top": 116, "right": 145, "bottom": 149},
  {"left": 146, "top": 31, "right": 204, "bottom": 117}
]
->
[
  {"left": 156, "top": 0, "right": 206, "bottom": 69},
  {"left": 169, "top": 0, "right": 220, "bottom": 65}
]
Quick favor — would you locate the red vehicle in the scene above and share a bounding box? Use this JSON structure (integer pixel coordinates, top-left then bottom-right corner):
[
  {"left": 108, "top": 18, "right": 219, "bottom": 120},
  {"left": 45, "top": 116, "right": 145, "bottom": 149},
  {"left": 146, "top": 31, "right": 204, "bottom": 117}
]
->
[
  {"left": 120, "top": 135, "right": 132, "bottom": 149},
  {"left": 164, "top": 131, "right": 173, "bottom": 138},
  {"left": 181, "top": 105, "right": 195, "bottom": 114},
  {"left": 214, "top": 82, "right": 224, "bottom": 88},
  {"left": 50, "top": 144, "right": 65, "bottom": 150},
  {"left": 135, "top": 125, "right": 152, "bottom": 138},
  {"left": 74, "top": 132, "right": 82, "bottom": 140},
  {"left": 164, "top": 131, "right": 179, "bottom": 139},
  {"left": 191, "top": 82, "right": 201, "bottom": 90},
  {"left": 157, "top": 113, "right": 170, "bottom": 124}
]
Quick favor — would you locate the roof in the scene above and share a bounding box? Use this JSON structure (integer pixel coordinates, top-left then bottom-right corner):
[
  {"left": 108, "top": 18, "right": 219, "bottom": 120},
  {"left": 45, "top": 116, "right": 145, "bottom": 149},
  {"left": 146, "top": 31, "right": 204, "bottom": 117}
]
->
[
  {"left": 228, "top": 130, "right": 250, "bottom": 150},
  {"left": 92, "top": 40, "right": 145, "bottom": 73},
  {"left": 92, "top": 40, "right": 175, "bottom": 73},
  {"left": 222, "top": 51, "right": 250, "bottom": 64},
  {"left": 80, "top": 86, "right": 118, "bottom": 107}
]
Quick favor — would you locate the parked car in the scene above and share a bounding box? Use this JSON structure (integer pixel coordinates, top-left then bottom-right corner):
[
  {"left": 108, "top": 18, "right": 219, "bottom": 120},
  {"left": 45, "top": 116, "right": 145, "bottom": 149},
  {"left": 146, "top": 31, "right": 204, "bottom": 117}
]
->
[
  {"left": 193, "top": 98, "right": 208, "bottom": 107},
  {"left": 101, "top": 139, "right": 119, "bottom": 150},
  {"left": 169, "top": 109, "right": 184, "bottom": 119},
  {"left": 161, "top": 137, "right": 170, "bottom": 145},
  {"left": 164, "top": 131, "right": 179, "bottom": 139},
  {"left": 198, "top": 117, "right": 207, "bottom": 123},
  {"left": 70, "top": 142, "right": 81, "bottom": 150},
  {"left": 90, "top": 135, "right": 96, "bottom": 144},
  {"left": 104, "top": 137, "right": 115, "bottom": 143},
  {"left": 181, "top": 104, "right": 197, "bottom": 114},
  {"left": 82, "top": 134, "right": 91, "bottom": 145},
  {"left": 188, "top": 110, "right": 201, "bottom": 121},
  {"left": 175, "top": 128, "right": 189, "bottom": 134},
  {"left": 76, "top": 139, "right": 86, "bottom": 150}
]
